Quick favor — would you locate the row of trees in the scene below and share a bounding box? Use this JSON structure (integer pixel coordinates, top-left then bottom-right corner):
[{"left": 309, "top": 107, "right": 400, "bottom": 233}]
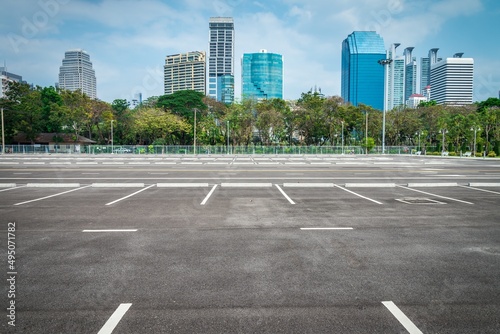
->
[{"left": 1, "top": 82, "right": 500, "bottom": 154}]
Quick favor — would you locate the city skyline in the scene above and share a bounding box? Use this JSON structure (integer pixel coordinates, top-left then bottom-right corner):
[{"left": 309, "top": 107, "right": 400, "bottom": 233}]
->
[{"left": 0, "top": 0, "right": 499, "bottom": 103}]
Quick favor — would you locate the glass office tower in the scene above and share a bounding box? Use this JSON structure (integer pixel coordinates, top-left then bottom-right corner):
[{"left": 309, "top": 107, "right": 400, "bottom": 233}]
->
[
  {"left": 341, "top": 31, "right": 385, "bottom": 110},
  {"left": 241, "top": 50, "right": 283, "bottom": 100},
  {"left": 58, "top": 49, "right": 96, "bottom": 99},
  {"left": 208, "top": 17, "right": 234, "bottom": 103},
  {"left": 404, "top": 47, "right": 417, "bottom": 103}
]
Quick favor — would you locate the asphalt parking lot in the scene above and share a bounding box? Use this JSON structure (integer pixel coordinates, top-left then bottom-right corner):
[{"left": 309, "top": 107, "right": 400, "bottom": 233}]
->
[{"left": 1, "top": 154, "right": 500, "bottom": 333}]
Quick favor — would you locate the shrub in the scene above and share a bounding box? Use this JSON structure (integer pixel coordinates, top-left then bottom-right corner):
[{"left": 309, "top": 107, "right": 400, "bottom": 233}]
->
[
  {"left": 488, "top": 151, "right": 497, "bottom": 157},
  {"left": 449, "top": 152, "right": 457, "bottom": 156},
  {"left": 475, "top": 152, "right": 483, "bottom": 157}
]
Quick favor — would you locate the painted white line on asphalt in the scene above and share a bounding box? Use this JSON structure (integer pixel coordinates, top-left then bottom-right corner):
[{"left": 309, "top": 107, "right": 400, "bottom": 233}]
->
[
  {"left": 334, "top": 184, "right": 383, "bottom": 205},
  {"left": 300, "top": 227, "right": 353, "bottom": 230},
  {"left": 468, "top": 182, "right": 500, "bottom": 187},
  {"left": 27, "top": 183, "right": 81, "bottom": 188},
  {"left": 105, "top": 184, "right": 155, "bottom": 206},
  {"left": 23, "top": 162, "right": 45, "bottom": 165},
  {"left": 14, "top": 185, "right": 91, "bottom": 206},
  {"left": 397, "top": 185, "right": 473, "bottom": 205},
  {"left": 221, "top": 183, "right": 273, "bottom": 187},
  {"left": 0, "top": 185, "right": 25, "bottom": 193},
  {"left": 275, "top": 184, "right": 295, "bottom": 204},
  {"left": 201, "top": 184, "right": 218, "bottom": 205},
  {"left": 82, "top": 229, "right": 137, "bottom": 232},
  {"left": 82, "top": 173, "right": 100, "bottom": 175},
  {"left": 345, "top": 183, "right": 396, "bottom": 188},
  {"left": 382, "top": 301, "right": 423, "bottom": 334},
  {"left": 157, "top": 183, "right": 209, "bottom": 188},
  {"left": 92, "top": 183, "right": 145, "bottom": 187},
  {"left": 76, "top": 162, "right": 98, "bottom": 165},
  {"left": 98, "top": 303, "right": 132, "bottom": 334},
  {"left": 283, "top": 183, "right": 334, "bottom": 187},
  {"left": 0, "top": 183, "right": 16, "bottom": 188},
  {"left": 459, "top": 185, "right": 500, "bottom": 195},
  {"left": 407, "top": 182, "right": 458, "bottom": 187}
]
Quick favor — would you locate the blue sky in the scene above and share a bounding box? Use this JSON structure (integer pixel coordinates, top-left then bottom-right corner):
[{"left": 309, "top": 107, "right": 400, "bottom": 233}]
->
[{"left": 1, "top": 0, "right": 499, "bottom": 103}]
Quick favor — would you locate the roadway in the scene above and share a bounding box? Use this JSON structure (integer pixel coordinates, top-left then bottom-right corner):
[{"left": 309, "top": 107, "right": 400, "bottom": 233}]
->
[{"left": 1, "top": 154, "right": 499, "bottom": 333}]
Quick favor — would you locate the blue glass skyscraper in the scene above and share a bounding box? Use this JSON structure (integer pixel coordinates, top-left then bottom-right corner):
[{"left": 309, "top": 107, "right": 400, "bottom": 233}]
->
[
  {"left": 341, "top": 31, "right": 385, "bottom": 110},
  {"left": 241, "top": 50, "right": 283, "bottom": 100}
]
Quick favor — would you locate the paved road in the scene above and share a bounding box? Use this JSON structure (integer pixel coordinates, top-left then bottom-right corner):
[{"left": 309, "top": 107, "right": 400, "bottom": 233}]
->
[{"left": 1, "top": 154, "right": 499, "bottom": 333}]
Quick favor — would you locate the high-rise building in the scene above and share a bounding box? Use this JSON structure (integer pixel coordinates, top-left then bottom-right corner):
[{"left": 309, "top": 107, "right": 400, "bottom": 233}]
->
[
  {"left": 0, "top": 67, "right": 24, "bottom": 98},
  {"left": 420, "top": 48, "right": 441, "bottom": 94},
  {"left": 430, "top": 53, "right": 474, "bottom": 105},
  {"left": 58, "top": 49, "right": 96, "bottom": 99},
  {"left": 341, "top": 31, "right": 385, "bottom": 111},
  {"left": 404, "top": 47, "right": 417, "bottom": 103},
  {"left": 164, "top": 51, "right": 206, "bottom": 95},
  {"left": 208, "top": 17, "right": 234, "bottom": 103},
  {"left": 241, "top": 49, "right": 283, "bottom": 100},
  {"left": 385, "top": 43, "right": 405, "bottom": 110}
]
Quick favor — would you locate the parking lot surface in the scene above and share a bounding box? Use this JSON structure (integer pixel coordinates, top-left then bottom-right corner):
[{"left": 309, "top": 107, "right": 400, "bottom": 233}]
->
[{"left": 1, "top": 154, "right": 500, "bottom": 333}]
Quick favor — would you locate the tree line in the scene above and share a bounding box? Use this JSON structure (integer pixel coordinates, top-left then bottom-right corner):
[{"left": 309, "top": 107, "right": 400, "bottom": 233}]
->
[{"left": 1, "top": 82, "right": 499, "bottom": 155}]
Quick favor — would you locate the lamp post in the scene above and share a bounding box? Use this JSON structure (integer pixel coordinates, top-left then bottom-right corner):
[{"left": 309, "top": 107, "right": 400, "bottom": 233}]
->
[
  {"left": 341, "top": 120, "right": 344, "bottom": 155},
  {"left": 416, "top": 131, "right": 421, "bottom": 152},
  {"left": 378, "top": 58, "right": 392, "bottom": 154},
  {"left": 1, "top": 107, "right": 5, "bottom": 155},
  {"left": 441, "top": 129, "right": 448, "bottom": 155},
  {"left": 110, "top": 120, "right": 114, "bottom": 154},
  {"left": 471, "top": 126, "right": 480, "bottom": 156},
  {"left": 226, "top": 120, "right": 230, "bottom": 155},
  {"left": 365, "top": 111, "right": 368, "bottom": 155},
  {"left": 193, "top": 109, "right": 197, "bottom": 155}
]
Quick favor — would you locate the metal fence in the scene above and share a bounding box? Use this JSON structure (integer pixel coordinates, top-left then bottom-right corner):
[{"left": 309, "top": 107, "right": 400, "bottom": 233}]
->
[{"left": 0, "top": 144, "right": 450, "bottom": 155}]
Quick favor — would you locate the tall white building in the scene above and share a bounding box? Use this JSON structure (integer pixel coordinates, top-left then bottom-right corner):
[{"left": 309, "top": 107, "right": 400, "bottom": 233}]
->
[
  {"left": 430, "top": 54, "right": 474, "bottom": 105},
  {"left": 385, "top": 43, "right": 405, "bottom": 110},
  {"left": 164, "top": 51, "right": 206, "bottom": 95},
  {"left": 58, "top": 49, "right": 96, "bottom": 99},
  {"left": 1, "top": 67, "right": 24, "bottom": 98},
  {"left": 404, "top": 47, "right": 417, "bottom": 103},
  {"left": 208, "top": 17, "right": 234, "bottom": 103}
]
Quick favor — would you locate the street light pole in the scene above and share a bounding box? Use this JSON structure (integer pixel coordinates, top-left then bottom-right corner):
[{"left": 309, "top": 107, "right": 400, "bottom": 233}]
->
[
  {"left": 471, "top": 126, "right": 480, "bottom": 157},
  {"left": 111, "top": 120, "right": 114, "bottom": 154},
  {"left": 378, "top": 58, "right": 392, "bottom": 154},
  {"left": 193, "top": 109, "right": 197, "bottom": 155},
  {"left": 1, "top": 107, "right": 5, "bottom": 155},
  {"left": 441, "top": 129, "right": 447, "bottom": 155},
  {"left": 365, "top": 111, "right": 368, "bottom": 155},
  {"left": 226, "top": 120, "right": 230, "bottom": 155},
  {"left": 341, "top": 120, "right": 344, "bottom": 155}
]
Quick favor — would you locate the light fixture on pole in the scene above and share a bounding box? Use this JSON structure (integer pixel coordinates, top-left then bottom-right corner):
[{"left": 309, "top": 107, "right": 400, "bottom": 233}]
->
[
  {"left": 193, "top": 109, "right": 197, "bottom": 155},
  {"left": 341, "top": 120, "right": 344, "bottom": 155},
  {"left": 1, "top": 107, "right": 5, "bottom": 155},
  {"left": 471, "top": 126, "right": 480, "bottom": 157},
  {"left": 441, "top": 129, "right": 448, "bottom": 155},
  {"left": 365, "top": 111, "right": 368, "bottom": 155},
  {"left": 378, "top": 58, "right": 392, "bottom": 154},
  {"left": 111, "top": 120, "right": 114, "bottom": 154},
  {"left": 226, "top": 120, "right": 230, "bottom": 155}
]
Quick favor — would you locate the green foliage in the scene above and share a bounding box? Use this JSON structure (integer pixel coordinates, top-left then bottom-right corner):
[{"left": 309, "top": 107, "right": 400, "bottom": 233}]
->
[{"left": 488, "top": 151, "right": 497, "bottom": 157}]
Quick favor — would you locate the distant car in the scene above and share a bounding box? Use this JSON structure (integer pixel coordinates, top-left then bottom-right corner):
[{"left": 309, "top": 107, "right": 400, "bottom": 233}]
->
[{"left": 113, "top": 147, "right": 131, "bottom": 154}]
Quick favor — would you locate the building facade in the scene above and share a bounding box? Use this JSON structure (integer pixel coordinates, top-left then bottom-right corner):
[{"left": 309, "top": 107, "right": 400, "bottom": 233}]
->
[
  {"left": 241, "top": 50, "right": 283, "bottom": 100},
  {"left": 164, "top": 51, "right": 206, "bottom": 95},
  {"left": 420, "top": 48, "right": 440, "bottom": 94},
  {"left": 430, "top": 54, "right": 474, "bottom": 105},
  {"left": 404, "top": 47, "right": 417, "bottom": 103},
  {"left": 58, "top": 49, "right": 96, "bottom": 99},
  {"left": 0, "top": 67, "right": 24, "bottom": 98},
  {"left": 208, "top": 17, "right": 235, "bottom": 103},
  {"left": 341, "top": 31, "right": 385, "bottom": 111},
  {"left": 385, "top": 43, "right": 405, "bottom": 110}
]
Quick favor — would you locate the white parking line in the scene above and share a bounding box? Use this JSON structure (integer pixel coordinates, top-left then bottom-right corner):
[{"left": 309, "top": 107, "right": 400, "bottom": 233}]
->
[
  {"left": 82, "top": 229, "right": 138, "bottom": 232},
  {"left": 459, "top": 185, "right": 500, "bottom": 195},
  {"left": 300, "top": 227, "right": 353, "bottom": 230},
  {"left": 397, "top": 185, "right": 474, "bottom": 205},
  {"left": 275, "top": 184, "right": 295, "bottom": 204},
  {"left": 0, "top": 185, "right": 25, "bottom": 193},
  {"left": 201, "top": 184, "right": 218, "bottom": 205},
  {"left": 105, "top": 184, "right": 155, "bottom": 206},
  {"left": 382, "top": 301, "right": 423, "bottom": 334},
  {"left": 333, "top": 185, "right": 383, "bottom": 205},
  {"left": 14, "top": 185, "right": 91, "bottom": 206},
  {"left": 98, "top": 303, "right": 132, "bottom": 334}
]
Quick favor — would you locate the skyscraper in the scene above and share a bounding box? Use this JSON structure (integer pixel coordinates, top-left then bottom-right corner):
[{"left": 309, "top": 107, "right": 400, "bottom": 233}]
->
[
  {"left": 0, "top": 67, "right": 24, "bottom": 98},
  {"left": 241, "top": 50, "right": 283, "bottom": 100},
  {"left": 341, "top": 31, "right": 385, "bottom": 111},
  {"left": 164, "top": 51, "right": 206, "bottom": 95},
  {"left": 385, "top": 43, "right": 405, "bottom": 110},
  {"left": 404, "top": 47, "right": 417, "bottom": 103},
  {"left": 420, "top": 48, "right": 440, "bottom": 94},
  {"left": 430, "top": 53, "right": 474, "bottom": 105},
  {"left": 208, "top": 17, "right": 234, "bottom": 103},
  {"left": 58, "top": 49, "right": 96, "bottom": 99}
]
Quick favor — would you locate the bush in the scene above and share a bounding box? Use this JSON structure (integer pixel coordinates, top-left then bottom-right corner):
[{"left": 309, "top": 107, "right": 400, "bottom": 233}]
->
[
  {"left": 449, "top": 152, "right": 457, "bottom": 156},
  {"left": 488, "top": 151, "right": 497, "bottom": 157},
  {"left": 475, "top": 152, "right": 483, "bottom": 157}
]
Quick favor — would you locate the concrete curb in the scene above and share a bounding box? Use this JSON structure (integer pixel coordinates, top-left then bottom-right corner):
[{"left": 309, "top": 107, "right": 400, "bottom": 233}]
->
[
  {"left": 91, "top": 183, "right": 144, "bottom": 187},
  {"left": 157, "top": 183, "right": 209, "bottom": 187},
  {"left": 407, "top": 182, "right": 458, "bottom": 187},
  {"left": 27, "top": 183, "right": 81, "bottom": 187}
]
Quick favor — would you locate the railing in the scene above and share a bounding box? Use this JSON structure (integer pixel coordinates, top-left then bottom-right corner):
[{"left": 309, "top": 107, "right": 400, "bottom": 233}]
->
[{"left": 0, "top": 144, "right": 446, "bottom": 155}]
